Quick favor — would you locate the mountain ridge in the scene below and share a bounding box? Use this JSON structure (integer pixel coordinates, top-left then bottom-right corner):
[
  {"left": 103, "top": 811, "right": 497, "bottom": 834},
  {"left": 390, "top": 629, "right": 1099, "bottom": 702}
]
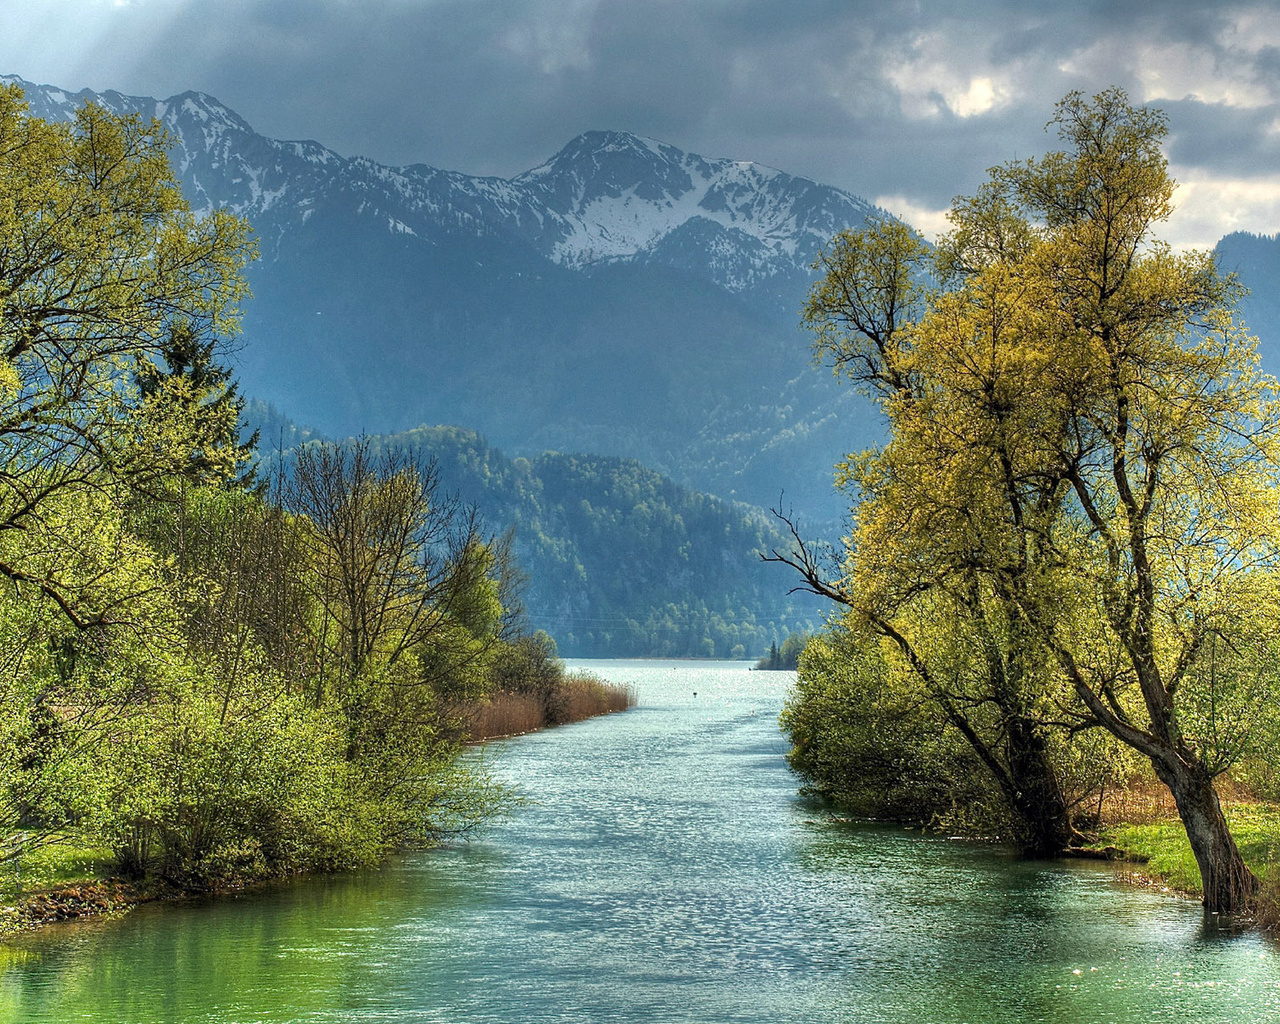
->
[
  {"left": 3, "top": 76, "right": 880, "bottom": 303},
  {"left": 0, "top": 73, "right": 887, "bottom": 518}
]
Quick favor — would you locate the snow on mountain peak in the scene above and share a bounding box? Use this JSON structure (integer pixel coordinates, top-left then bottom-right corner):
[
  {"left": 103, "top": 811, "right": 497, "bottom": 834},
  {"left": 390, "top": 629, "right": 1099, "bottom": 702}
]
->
[
  {"left": 511, "top": 129, "right": 875, "bottom": 280},
  {"left": 0, "top": 74, "right": 883, "bottom": 294}
]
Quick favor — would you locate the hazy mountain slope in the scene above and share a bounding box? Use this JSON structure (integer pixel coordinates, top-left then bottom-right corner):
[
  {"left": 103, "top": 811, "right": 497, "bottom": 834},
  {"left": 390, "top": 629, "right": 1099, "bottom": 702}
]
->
[
  {"left": 1215, "top": 232, "right": 1280, "bottom": 372},
  {"left": 4, "top": 74, "right": 879, "bottom": 519},
  {"left": 261, "top": 422, "right": 822, "bottom": 658}
]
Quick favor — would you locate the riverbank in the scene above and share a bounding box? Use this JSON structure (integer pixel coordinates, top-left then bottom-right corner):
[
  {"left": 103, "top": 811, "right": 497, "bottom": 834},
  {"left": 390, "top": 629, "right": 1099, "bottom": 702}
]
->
[
  {"left": 11, "top": 660, "right": 1275, "bottom": 1024},
  {"left": 1080, "top": 798, "right": 1280, "bottom": 920},
  {"left": 0, "top": 843, "right": 154, "bottom": 937},
  {"left": 0, "top": 678, "right": 638, "bottom": 941},
  {"left": 467, "top": 670, "right": 637, "bottom": 740}
]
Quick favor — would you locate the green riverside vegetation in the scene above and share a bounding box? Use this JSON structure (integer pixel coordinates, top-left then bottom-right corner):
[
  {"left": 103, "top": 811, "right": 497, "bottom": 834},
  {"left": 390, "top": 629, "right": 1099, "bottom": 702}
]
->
[
  {"left": 0, "top": 83, "right": 635, "bottom": 921},
  {"left": 776, "top": 88, "right": 1280, "bottom": 917}
]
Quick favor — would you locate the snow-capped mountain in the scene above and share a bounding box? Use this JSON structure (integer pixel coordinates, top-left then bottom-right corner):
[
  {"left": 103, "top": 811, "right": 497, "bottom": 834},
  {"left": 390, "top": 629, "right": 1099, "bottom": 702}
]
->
[
  {"left": 5, "top": 77, "right": 878, "bottom": 304},
  {"left": 512, "top": 130, "right": 879, "bottom": 290},
  {"left": 2, "top": 74, "right": 886, "bottom": 516}
]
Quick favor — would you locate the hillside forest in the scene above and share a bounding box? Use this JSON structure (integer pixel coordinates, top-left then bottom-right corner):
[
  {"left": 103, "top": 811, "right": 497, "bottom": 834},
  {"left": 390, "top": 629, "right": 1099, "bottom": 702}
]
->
[{"left": 254, "top": 423, "right": 819, "bottom": 659}]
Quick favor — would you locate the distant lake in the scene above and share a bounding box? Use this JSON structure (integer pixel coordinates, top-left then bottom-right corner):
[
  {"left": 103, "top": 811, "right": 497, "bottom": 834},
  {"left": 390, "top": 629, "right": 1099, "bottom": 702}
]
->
[{"left": 3, "top": 660, "right": 1279, "bottom": 1023}]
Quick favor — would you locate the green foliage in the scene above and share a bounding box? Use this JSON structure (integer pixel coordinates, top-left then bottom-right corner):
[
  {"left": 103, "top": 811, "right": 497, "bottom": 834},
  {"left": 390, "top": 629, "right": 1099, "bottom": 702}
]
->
[
  {"left": 756, "top": 632, "right": 808, "bottom": 670},
  {"left": 0, "top": 87, "right": 515, "bottom": 894},
  {"left": 96, "top": 674, "right": 359, "bottom": 883},
  {"left": 0, "top": 84, "right": 255, "bottom": 627},
  {"left": 786, "top": 88, "right": 1280, "bottom": 897},
  {"left": 782, "top": 630, "right": 1003, "bottom": 827}
]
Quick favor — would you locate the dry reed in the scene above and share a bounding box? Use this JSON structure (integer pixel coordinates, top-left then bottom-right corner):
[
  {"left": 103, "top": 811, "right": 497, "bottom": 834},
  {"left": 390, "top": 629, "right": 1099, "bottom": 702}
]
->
[
  {"left": 1092, "top": 774, "right": 1255, "bottom": 829},
  {"left": 467, "top": 671, "right": 637, "bottom": 742},
  {"left": 468, "top": 693, "right": 544, "bottom": 740}
]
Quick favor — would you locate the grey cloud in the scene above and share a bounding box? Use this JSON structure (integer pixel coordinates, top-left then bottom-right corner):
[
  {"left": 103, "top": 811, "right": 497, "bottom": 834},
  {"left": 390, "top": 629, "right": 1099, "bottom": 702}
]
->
[
  {"left": 1163, "top": 100, "right": 1280, "bottom": 176},
  {"left": 4, "top": 0, "right": 1280, "bottom": 232}
]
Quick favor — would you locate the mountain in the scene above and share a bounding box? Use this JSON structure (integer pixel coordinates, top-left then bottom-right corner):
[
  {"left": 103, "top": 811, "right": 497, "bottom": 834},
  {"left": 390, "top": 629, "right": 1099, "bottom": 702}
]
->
[
  {"left": 1215, "top": 232, "right": 1280, "bottom": 371},
  {"left": 4, "top": 74, "right": 882, "bottom": 520},
  {"left": 253, "top": 414, "right": 822, "bottom": 658}
]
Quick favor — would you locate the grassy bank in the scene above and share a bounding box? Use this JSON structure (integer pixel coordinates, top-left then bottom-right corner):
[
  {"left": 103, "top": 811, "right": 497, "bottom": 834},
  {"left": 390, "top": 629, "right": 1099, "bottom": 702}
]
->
[
  {"left": 1083, "top": 791, "right": 1280, "bottom": 922},
  {"left": 0, "top": 843, "right": 140, "bottom": 933},
  {"left": 1095, "top": 806, "right": 1280, "bottom": 893},
  {"left": 0, "top": 671, "right": 638, "bottom": 939}
]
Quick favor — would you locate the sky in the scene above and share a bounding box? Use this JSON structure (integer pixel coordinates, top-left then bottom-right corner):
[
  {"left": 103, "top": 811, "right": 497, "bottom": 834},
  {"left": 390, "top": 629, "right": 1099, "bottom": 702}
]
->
[{"left": 4, "top": 0, "right": 1280, "bottom": 247}]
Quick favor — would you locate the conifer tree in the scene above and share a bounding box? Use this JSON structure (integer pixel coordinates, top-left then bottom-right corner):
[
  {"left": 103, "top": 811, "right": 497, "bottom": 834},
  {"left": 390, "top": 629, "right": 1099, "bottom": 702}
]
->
[{"left": 134, "top": 321, "right": 261, "bottom": 491}]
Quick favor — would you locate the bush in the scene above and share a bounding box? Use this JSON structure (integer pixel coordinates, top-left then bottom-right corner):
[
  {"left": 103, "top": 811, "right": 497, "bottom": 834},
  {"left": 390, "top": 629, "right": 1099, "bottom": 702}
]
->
[
  {"left": 94, "top": 667, "right": 369, "bottom": 885},
  {"left": 782, "top": 630, "right": 1001, "bottom": 827}
]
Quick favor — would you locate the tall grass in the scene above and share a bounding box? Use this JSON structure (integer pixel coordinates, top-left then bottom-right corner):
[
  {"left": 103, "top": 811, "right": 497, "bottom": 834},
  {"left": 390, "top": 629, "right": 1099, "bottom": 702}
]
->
[
  {"left": 468, "top": 693, "right": 544, "bottom": 740},
  {"left": 559, "top": 671, "right": 637, "bottom": 721},
  {"left": 468, "top": 671, "right": 637, "bottom": 741}
]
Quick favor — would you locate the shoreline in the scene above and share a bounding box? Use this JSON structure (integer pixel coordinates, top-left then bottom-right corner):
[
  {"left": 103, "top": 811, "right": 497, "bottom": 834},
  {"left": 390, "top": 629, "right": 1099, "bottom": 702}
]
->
[
  {"left": 1, "top": 698, "right": 637, "bottom": 942},
  {"left": 4, "top": 879, "right": 152, "bottom": 936}
]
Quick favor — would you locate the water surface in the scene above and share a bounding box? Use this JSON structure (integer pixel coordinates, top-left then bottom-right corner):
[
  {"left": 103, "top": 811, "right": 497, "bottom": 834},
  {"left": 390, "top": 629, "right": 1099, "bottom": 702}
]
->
[{"left": 2, "top": 660, "right": 1278, "bottom": 1022}]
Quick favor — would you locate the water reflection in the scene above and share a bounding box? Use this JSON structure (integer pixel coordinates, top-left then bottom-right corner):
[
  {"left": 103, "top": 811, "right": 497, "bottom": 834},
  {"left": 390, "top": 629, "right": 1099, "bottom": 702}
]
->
[{"left": 1, "top": 660, "right": 1278, "bottom": 1023}]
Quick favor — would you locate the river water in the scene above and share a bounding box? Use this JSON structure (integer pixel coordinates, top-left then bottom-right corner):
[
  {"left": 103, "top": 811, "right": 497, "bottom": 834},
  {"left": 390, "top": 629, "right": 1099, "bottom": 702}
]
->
[{"left": 3, "top": 660, "right": 1280, "bottom": 1022}]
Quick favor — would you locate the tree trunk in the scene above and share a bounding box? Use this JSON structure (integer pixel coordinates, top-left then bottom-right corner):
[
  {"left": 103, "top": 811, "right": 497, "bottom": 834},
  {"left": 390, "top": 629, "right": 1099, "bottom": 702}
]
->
[
  {"left": 1153, "top": 758, "right": 1257, "bottom": 914},
  {"left": 1005, "top": 718, "right": 1073, "bottom": 857}
]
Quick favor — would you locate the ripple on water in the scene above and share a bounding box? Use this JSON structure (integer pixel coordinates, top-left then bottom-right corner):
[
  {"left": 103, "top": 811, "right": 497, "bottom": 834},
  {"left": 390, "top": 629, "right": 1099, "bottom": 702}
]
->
[{"left": 2, "top": 660, "right": 1280, "bottom": 1023}]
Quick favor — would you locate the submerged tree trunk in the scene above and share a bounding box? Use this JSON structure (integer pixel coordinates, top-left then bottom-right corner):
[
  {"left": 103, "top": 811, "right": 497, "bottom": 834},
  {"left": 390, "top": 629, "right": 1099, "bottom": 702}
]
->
[{"left": 1153, "top": 757, "right": 1257, "bottom": 914}]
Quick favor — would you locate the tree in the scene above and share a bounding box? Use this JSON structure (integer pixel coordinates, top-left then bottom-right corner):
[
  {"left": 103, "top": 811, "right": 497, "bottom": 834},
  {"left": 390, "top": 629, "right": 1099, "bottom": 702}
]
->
[
  {"left": 995, "top": 89, "right": 1279, "bottom": 912},
  {"left": 0, "top": 85, "right": 257, "bottom": 871},
  {"left": 0, "top": 87, "right": 515, "bottom": 884},
  {"left": 0, "top": 84, "right": 255, "bottom": 627},
  {"left": 281, "top": 439, "right": 516, "bottom": 738},
  {"left": 775, "top": 89, "right": 1280, "bottom": 912},
  {"left": 134, "top": 320, "right": 261, "bottom": 490},
  {"left": 773, "top": 217, "right": 1084, "bottom": 856}
]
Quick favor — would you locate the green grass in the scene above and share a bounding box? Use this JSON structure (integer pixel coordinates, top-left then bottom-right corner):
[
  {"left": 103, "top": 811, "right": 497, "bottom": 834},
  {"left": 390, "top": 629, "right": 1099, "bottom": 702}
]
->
[
  {"left": 0, "top": 839, "right": 115, "bottom": 899},
  {"left": 1096, "top": 803, "right": 1280, "bottom": 895}
]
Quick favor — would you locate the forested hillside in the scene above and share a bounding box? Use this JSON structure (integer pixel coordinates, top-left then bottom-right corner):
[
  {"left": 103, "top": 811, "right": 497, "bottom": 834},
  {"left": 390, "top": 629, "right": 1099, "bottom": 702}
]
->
[{"left": 261, "top": 418, "right": 823, "bottom": 659}]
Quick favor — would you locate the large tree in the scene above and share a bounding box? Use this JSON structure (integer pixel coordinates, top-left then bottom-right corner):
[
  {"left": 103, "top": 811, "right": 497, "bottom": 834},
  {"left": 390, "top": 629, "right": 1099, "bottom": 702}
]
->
[
  {"left": 0, "top": 84, "right": 256, "bottom": 869},
  {"left": 774, "top": 219, "right": 1085, "bottom": 856},
  {"left": 779, "top": 89, "right": 1280, "bottom": 912},
  {"left": 0, "top": 84, "right": 255, "bottom": 626}
]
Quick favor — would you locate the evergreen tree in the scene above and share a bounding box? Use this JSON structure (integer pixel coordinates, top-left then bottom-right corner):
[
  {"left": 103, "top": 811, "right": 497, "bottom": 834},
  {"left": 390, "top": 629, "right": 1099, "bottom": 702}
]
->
[{"left": 135, "top": 321, "right": 261, "bottom": 491}]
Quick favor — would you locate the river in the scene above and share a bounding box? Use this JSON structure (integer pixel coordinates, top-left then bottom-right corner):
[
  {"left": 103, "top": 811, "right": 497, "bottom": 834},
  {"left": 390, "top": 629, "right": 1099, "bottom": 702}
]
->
[{"left": 2, "top": 660, "right": 1279, "bottom": 1022}]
